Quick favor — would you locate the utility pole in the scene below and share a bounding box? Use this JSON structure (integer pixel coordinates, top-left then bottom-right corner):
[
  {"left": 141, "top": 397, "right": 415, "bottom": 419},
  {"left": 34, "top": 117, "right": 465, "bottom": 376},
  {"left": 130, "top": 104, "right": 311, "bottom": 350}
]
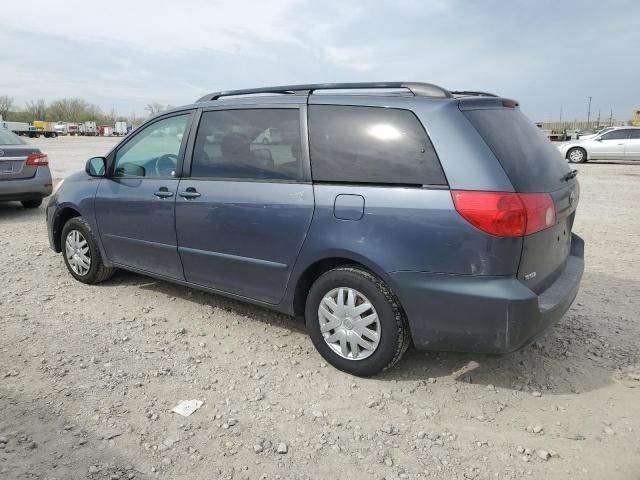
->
[
  {"left": 559, "top": 106, "right": 563, "bottom": 123},
  {"left": 609, "top": 108, "right": 613, "bottom": 126},
  {"left": 597, "top": 109, "right": 601, "bottom": 127},
  {"left": 586, "top": 96, "right": 592, "bottom": 127}
]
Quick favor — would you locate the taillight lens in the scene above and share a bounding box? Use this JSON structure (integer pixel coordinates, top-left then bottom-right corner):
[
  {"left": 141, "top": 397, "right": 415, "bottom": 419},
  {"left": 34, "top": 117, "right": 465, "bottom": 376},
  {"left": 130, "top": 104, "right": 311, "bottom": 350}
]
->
[
  {"left": 26, "top": 154, "right": 49, "bottom": 166},
  {"left": 451, "top": 190, "right": 555, "bottom": 237},
  {"left": 520, "top": 192, "right": 556, "bottom": 235}
]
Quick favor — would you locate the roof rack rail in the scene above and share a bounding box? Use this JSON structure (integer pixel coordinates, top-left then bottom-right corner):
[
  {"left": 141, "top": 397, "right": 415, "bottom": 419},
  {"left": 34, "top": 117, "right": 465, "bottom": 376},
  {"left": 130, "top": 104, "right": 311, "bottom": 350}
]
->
[
  {"left": 196, "top": 82, "right": 452, "bottom": 102},
  {"left": 450, "top": 90, "right": 499, "bottom": 98}
]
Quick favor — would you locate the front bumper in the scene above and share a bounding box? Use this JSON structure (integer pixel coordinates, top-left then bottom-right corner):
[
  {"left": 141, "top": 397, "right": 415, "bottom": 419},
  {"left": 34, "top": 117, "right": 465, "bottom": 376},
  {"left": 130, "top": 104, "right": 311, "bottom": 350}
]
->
[
  {"left": 390, "top": 234, "right": 585, "bottom": 353},
  {"left": 0, "top": 167, "right": 53, "bottom": 201}
]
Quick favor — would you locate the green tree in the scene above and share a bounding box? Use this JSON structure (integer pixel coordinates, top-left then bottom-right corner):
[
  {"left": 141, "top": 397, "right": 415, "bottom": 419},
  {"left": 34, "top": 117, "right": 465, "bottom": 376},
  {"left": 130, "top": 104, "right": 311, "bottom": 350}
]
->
[{"left": 48, "top": 98, "right": 90, "bottom": 122}]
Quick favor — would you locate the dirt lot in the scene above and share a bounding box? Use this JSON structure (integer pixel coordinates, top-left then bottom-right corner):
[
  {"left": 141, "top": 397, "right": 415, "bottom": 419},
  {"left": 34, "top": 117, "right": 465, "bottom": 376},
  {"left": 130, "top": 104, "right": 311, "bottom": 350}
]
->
[
  {"left": 1, "top": 139, "right": 639, "bottom": 479},
  {"left": 28, "top": 136, "right": 121, "bottom": 179}
]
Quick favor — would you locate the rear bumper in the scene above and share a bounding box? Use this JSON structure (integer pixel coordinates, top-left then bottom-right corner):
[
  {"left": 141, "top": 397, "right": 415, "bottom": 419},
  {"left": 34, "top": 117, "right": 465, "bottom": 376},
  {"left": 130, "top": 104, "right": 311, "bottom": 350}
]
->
[
  {"left": 0, "top": 167, "right": 53, "bottom": 201},
  {"left": 391, "top": 233, "right": 585, "bottom": 353}
]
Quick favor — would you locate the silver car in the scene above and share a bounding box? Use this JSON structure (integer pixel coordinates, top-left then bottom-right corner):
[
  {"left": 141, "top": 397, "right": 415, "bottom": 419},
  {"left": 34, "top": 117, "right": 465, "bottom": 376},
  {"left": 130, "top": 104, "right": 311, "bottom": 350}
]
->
[
  {"left": 0, "top": 129, "right": 52, "bottom": 208},
  {"left": 558, "top": 127, "right": 640, "bottom": 163}
]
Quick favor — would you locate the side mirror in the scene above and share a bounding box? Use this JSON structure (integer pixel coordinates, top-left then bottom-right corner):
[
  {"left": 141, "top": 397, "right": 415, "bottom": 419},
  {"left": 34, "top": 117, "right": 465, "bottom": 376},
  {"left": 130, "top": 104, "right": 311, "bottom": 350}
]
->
[
  {"left": 595, "top": 138, "right": 603, "bottom": 142},
  {"left": 86, "top": 156, "right": 106, "bottom": 177}
]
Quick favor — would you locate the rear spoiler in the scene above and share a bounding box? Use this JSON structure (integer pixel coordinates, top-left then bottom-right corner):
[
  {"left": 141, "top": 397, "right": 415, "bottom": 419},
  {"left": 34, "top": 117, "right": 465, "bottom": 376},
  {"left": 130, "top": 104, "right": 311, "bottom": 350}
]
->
[{"left": 458, "top": 97, "right": 520, "bottom": 110}]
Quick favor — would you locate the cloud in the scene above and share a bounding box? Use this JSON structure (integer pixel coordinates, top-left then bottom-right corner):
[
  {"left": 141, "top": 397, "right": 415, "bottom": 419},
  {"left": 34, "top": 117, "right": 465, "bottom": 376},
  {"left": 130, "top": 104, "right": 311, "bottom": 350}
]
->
[{"left": 0, "top": 0, "right": 638, "bottom": 121}]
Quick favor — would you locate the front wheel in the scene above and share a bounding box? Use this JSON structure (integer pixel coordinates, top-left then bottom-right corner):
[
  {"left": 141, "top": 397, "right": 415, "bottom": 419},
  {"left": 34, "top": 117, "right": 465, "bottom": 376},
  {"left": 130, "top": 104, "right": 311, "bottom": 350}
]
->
[
  {"left": 305, "top": 267, "right": 411, "bottom": 376},
  {"left": 567, "top": 147, "right": 587, "bottom": 163},
  {"left": 61, "top": 217, "right": 115, "bottom": 284}
]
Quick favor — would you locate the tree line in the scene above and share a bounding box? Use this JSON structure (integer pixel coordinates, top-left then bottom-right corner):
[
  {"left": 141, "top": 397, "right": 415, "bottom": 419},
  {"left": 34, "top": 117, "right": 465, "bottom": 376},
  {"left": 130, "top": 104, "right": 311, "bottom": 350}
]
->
[{"left": 0, "top": 95, "right": 172, "bottom": 125}]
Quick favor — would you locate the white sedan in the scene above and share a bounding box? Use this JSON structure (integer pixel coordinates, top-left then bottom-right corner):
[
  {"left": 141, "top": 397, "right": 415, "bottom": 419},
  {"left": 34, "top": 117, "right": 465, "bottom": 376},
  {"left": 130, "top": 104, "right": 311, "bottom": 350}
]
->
[{"left": 557, "top": 127, "right": 640, "bottom": 163}]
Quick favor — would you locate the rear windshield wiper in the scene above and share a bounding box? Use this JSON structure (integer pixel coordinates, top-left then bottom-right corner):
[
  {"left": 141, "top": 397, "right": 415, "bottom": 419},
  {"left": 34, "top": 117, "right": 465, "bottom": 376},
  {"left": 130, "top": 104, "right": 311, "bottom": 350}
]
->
[{"left": 563, "top": 170, "right": 578, "bottom": 181}]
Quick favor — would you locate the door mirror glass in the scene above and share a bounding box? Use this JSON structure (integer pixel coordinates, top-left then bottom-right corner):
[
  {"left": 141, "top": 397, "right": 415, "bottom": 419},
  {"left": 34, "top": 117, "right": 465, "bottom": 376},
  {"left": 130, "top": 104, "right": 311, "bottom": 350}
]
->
[
  {"left": 85, "top": 157, "right": 106, "bottom": 177},
  {"left": 115, "top": 163, "right": 146, "bottom": 177}
]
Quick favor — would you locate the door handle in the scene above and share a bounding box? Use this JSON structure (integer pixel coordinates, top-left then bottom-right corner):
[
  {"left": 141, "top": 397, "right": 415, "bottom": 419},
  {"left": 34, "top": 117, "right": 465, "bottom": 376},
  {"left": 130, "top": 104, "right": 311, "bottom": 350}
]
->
[
  {"left": 154, "top": 187, "right": 174, "bottom": 198},
  {"left": 179, "top": 187, "right": 201, "bottom": 199}
]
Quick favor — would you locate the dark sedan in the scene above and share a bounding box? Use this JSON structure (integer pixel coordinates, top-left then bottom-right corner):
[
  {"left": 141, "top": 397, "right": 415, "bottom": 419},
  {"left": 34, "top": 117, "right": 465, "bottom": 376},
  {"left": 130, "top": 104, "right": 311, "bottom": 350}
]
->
[{"left": 0, "top": 129, "right": 52, "bottom": 208}]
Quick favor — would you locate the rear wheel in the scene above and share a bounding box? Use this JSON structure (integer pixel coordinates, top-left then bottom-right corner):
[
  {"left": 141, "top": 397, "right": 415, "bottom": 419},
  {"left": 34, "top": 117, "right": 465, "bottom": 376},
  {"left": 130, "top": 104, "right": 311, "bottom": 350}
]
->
[
  {"left": 21, "top": 199, "right": 42, "bottom": 208},
  {"left": 61, "top": 217, "right": 115, "bottom": 284},
  {"left": 305, "top": 267, "right": 410, "bottom": 376},
  {"left": 567, "top": 147, "right": 587, "bottom": 163}
]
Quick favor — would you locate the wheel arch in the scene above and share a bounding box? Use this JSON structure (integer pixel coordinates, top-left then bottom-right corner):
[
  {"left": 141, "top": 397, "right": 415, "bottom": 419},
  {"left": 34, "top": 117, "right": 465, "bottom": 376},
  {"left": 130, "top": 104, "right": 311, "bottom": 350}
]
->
[
  {"left": 289, "top": 253, "right": 395, "bottom": 318},
  {"left": 52, "top": 206, "right": 82, "bottom": 252}
]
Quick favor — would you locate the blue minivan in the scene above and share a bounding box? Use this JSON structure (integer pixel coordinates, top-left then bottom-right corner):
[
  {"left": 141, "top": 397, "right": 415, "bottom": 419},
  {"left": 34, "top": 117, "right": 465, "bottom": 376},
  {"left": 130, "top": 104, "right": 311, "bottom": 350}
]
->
[{"left": 46, "top": 82, "right": 584, "bottom": 376}]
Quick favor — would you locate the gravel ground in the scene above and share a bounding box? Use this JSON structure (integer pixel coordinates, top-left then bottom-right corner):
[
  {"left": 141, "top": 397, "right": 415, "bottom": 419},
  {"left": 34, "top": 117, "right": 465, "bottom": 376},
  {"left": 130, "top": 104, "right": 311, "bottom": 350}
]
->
[{"left": 1, "top": 139, "right": 639, "bottom": 479}]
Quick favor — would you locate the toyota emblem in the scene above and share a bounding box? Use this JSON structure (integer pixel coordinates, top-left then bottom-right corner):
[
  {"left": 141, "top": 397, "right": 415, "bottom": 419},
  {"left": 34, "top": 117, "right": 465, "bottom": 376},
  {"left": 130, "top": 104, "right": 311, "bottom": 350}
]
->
[{"left": 0, "top": 150, "right": 4, "bottom": 157}]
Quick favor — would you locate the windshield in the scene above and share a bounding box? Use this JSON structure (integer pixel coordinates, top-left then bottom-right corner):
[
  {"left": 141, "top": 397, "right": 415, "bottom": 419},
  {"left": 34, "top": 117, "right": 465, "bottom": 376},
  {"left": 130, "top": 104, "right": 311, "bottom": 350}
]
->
[
  {"left": 594, "top": 127, "right": 615, "bottom": 137},
  {"left": 0, "top": 129, "right": 25, "bottom": 145}
]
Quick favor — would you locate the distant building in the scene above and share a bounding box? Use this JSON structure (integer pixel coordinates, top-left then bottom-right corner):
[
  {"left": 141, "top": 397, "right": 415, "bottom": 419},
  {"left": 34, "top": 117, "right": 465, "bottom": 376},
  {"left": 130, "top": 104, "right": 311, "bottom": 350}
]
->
[{"left": 633, "top": 110, "right": 640, "bottom": 127}]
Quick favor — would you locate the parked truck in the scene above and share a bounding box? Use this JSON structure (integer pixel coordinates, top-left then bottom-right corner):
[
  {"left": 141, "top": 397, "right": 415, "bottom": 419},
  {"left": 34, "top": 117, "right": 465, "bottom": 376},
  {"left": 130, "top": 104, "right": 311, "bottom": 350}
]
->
[
  {"left": 79, "top": 121, "right": 98, "bottom": 136},
  {"left": 114, "top": 121, "right": 128, "bottom": 136},
  {"left": 99, "top": 125, "right": 114, "bottom": 136},
  {"left": 53, "top": 122, "right": 68, "bottom": 136},
  {"left": 2, "top": 120, "right": 57, "bottom": 138},
  {"left": 31, "top": 121, "right": 58, "bottom": 138}
]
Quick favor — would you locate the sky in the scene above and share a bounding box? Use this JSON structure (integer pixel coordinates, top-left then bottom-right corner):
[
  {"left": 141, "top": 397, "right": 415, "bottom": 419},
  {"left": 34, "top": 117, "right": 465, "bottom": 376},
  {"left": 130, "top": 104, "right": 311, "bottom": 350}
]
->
[{"left": 1, "top": 0, "right": 639, "bottom": 122}]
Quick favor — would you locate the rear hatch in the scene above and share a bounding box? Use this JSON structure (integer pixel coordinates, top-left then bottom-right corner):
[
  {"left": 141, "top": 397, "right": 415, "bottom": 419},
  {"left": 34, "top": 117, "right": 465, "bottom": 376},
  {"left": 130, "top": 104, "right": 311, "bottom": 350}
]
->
[
  {"left": 461, "top": 100, "right": 579, "bottom": 293},
  {"left": 0, "top": 146, "right": 40, "bottom": 180}
]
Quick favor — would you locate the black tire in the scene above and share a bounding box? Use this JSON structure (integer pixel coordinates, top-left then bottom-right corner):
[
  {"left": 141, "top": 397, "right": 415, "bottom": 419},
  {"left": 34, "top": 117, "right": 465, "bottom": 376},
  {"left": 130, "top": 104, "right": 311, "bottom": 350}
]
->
[
  {"left": 567, "top": 147, "right": 587, "bottom": 163},
  {"left": 61, "top": 217, "right": 115, "bottom": 284},
  {"left": 21, "top": 199, "right": 42, "bottom": 208},
  {"left": 305, "top": 266, "right": 411, "bottom": 376}
]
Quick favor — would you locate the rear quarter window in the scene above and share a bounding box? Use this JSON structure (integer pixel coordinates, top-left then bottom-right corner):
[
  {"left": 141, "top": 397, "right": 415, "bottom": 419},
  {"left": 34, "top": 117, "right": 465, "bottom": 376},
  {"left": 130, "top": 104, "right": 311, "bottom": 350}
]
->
[
  {"left": 308, "top": 105, "right": 447, "bottom": 186},
  {"left": 462, "top": 108, "right": 570, "bottom": 193}
]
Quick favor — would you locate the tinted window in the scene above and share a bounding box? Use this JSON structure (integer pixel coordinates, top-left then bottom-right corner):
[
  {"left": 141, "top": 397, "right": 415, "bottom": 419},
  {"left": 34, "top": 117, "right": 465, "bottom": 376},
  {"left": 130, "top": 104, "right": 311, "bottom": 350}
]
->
[
  {"left": 191, "top": 109, "right": 301, "bottom": 181},
  {"left": 463, "top": 108, "right": 569, "bottom": 193},
  {"left": 308, "top": 105, "right": 446, "bottom": 185},
  {"left": 114, "top": 114, "right": 189, "bottom": 178},
  {"left": 629, "top": 130, "right": 640, "bottom": 139},
  {"left": 600, "top": 130, "right": 630, "bottom": 140}
]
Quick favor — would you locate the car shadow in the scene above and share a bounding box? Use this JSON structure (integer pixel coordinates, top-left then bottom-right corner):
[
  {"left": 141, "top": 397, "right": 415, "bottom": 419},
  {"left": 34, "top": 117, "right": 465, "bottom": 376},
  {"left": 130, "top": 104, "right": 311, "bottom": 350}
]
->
[
  {"left": 110, "top": 269, "right": 307, "bottom": 335},
  {"left": 99, "top": 268, "right": 638, "bottom": 396},
  {"left": 0, "top": 201, "right": 45, "bottom": 222}
]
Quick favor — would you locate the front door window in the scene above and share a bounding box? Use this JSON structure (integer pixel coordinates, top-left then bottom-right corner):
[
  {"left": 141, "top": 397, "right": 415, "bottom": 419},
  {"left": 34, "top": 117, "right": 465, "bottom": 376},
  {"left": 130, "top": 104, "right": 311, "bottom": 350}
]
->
[{"left": 113, "top": 114, "right": 190, "bottom": 178}]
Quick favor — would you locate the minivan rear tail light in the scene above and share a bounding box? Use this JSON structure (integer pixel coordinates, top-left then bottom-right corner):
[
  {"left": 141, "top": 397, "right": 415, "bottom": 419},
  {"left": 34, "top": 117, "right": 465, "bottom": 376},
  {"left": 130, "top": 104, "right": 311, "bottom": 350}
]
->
[
  {"left": 451, "top": 191, "right": 555, "bottom": 237},
  {"left": 26, "top": 154, "right": 49, "bottom": 166}
]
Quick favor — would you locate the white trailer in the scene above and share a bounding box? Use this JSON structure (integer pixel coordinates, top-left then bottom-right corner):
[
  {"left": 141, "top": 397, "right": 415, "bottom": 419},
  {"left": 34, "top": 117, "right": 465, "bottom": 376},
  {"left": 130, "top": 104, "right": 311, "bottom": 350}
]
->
[
  {"left": 80, "top": 121, "right": 98, "bottom": 136},
  {"left": 114, "top": 121, "right": 128, "bottom": 136},
  {"left": 3, "top": 121, "right": 30, "bottom": 134}
]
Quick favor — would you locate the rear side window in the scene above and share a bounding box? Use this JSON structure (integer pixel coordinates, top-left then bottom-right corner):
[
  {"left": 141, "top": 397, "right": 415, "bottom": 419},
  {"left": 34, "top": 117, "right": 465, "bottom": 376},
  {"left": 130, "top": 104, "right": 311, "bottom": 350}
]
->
[
  {"left": 308, "top": 105, "right": 446, "bottom": 186},
  {"left": 629, "top": 130, "right": 640, "bottom": 139},
  {"left": 191, "top": 109, "right": 302, "bottom": 181},
  {"left": 462, "top": 108, "right": 569, "bottom": 193}
]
